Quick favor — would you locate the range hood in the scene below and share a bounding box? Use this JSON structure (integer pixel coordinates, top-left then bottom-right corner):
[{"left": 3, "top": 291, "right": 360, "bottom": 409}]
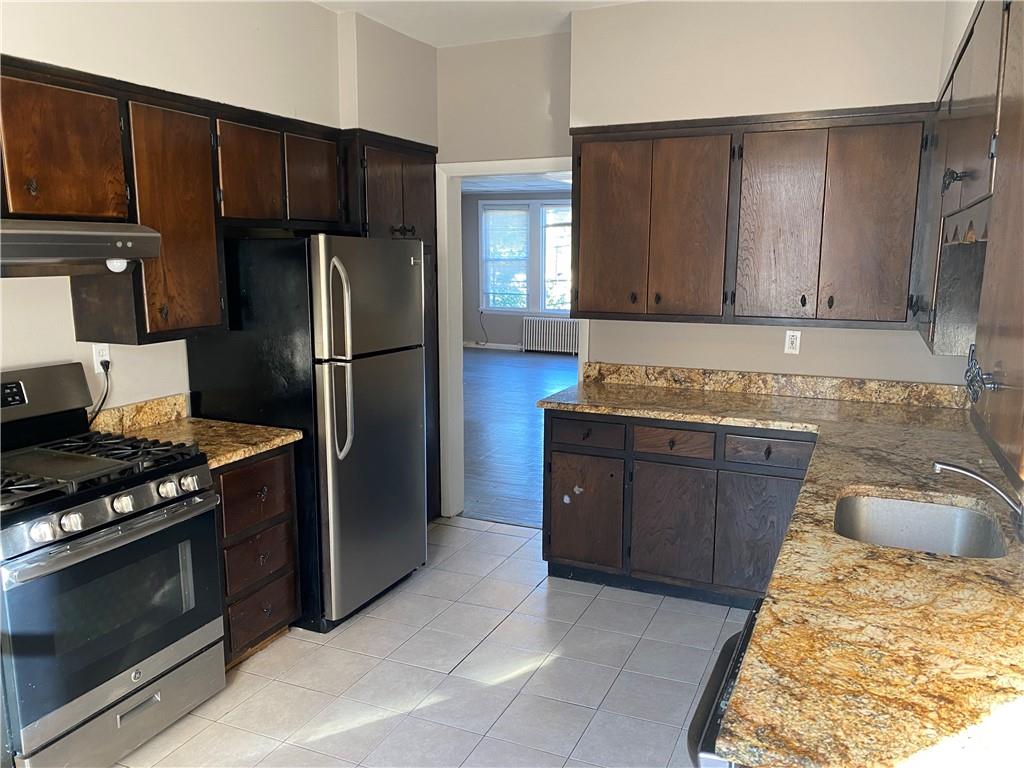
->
[{"left": 0, "top": 219, "right": 160, "bottom": 277}]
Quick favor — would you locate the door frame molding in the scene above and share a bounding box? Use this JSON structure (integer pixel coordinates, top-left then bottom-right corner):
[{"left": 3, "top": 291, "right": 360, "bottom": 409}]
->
[{"left": 435, "top": 156, "right": 574, "bottom": 518}]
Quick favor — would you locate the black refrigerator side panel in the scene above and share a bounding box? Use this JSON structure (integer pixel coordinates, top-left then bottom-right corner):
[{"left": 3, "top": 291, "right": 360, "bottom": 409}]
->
[{"left": 186, "top": 237, "right": 327, "bottom": 630}]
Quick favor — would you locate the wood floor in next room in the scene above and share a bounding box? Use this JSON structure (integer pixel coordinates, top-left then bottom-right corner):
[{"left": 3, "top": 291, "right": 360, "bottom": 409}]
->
[
  {"left": 463, "top": 348, "right": 578, "bottom": 528},
  {"left": 120, "top": 516, "right": 747, "bottom": 768}
]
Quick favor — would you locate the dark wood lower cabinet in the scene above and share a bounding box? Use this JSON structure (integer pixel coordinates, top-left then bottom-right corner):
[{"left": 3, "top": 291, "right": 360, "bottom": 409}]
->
[
  {"left": 631, "top": 461, "right": 716, "bottom": 582},
  {"left": 548, "top": 451, "right": 624, "bottom": 570},
  {"left": 713, "top": 471, "right": 801, "bottom": 592}
]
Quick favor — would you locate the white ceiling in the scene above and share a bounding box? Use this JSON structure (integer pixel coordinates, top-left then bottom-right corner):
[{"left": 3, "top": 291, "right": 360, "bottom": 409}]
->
[
  {"left": 320, "top": 1, "right": 613, "bottom": 48},
  {"left": 461, "top": 172, "right": 572, "bottom": 193}
]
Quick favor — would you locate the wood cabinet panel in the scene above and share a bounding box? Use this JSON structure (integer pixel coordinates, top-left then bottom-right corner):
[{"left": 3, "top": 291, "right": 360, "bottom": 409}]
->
[
  {"left": 224, "top": 520, "right": 293, "bottom": 598},
  {"left": 633, "top": 426, "right": 714, "bottom": 459},
  {"left": 549, "top": 452, "right": 624, "bottom": 569},
  {"left": 1, "top": 77, "right": 127, "bottom": 218},
  {"left": 631, "top": 461, "right": 716, "bottom": 583},
  {"left": 216, "top": 120, "right": 283, "bottom": 219},
  {"left": 714, "top": 471, "right": 801, "bottom": 592},
  {"left": 648, "top": 135, "right": 731, "bottom": 315},
  {"left": 817, "top": 123, "right": 922, "bottom": 322},
  {"left": 219, "top": 451, "right": 294, "bottom": 539},
  {"left": 364, "top": 146, "right": 405, "bottom": 238},
  {"left": 129, "top": 102, "right": 221, "bottom": 333},
  {"left": 577, "top": 140, "right": 653, "bottom": 314},
  {"left": 226, "top": 570, "right": 298, "bottom": 653},
  {"left": 401, "top": 153, "right": 436, "bottom": 247},
  {"left": 551, "top": 418, "right": 625, "bottom": 450},
  {"left": 724, "top": 434, "right": 813, "bottom": 470},
  {"left": 284, "top": 133, "right": 339, "bottom": 221},
  {"left": 975, "top": 4, "right": 1024, "bottom": 482},
  {"left": 735, "top": 129, "right": 827, "bottom": 318}
]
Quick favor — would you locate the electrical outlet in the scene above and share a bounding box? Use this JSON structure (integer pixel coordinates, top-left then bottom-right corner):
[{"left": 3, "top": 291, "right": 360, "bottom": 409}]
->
[
  {"left": 92, "top": 344, "right": 110, "bottom": 373},
  {"left": 784, "top": 330, "right": 801, "bottom": 355}
]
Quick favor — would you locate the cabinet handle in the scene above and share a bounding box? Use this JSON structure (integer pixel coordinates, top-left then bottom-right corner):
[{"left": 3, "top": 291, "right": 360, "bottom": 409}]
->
[
  {"left": 389, "top": 225, "right": 404, "bottom": 237},
  {"left": 629, "top": 292, "right": 638, "bottom": 304},
  {"left": 654, "top": 292, "right": 661, "bottom": 305},
  {"left": 24, "top": 177, "right": 39, "bottom": 197},
  {"left": 764, "top": 445, "right": 773, "bottom": 460},
  {"left": 800, "top": 294, "right": 807, "bottom": 308},
  {"left": 256, "top": 485, "right": 269, "bottom": 502},
  {"left": 942, "top": 167, "right": 968, "bottom": 193},
  {"left": 257, "top": 552, "right": 270, "bottom": 567},
  {"left": 667, "top": 438, "right": 676, "bottom": 450},
  {"left": 262, "top": 603, "right": 274, "bottom": 617},
  {"left": 406, "top": 225, "right": 416, "bottom": 237},
  {"left": 581, "top": 428, "right": 592, "bottom": 441},
  {"left": 827, "top": 295, "right": 835, "bottom": 310}
]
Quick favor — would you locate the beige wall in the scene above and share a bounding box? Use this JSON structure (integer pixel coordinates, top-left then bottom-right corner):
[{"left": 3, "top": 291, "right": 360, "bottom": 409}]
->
[
  {"left": 569, "top": 1, "right": 947, "bottom": 127},
  {"left": 939, "top": 1, "right": 979, "bottom": 88},
  {"left": 349, "top": 13, "right": 438, "bottom": 145},
  {"left": 589, "top": 323, "right": 967, "bottom": 385},
  {"left": 438, "top": 34, "right": 571, "bottom": 163}
]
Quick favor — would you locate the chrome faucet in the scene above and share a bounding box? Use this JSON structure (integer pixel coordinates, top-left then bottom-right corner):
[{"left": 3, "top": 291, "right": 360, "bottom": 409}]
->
[{"left": 933, "top": 462, "right": 1023, "bottom": 528}]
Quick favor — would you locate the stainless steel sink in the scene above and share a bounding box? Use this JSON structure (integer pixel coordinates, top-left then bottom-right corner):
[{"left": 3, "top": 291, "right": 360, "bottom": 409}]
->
[{"left": 834, "top": 496, "right": 1006, "bottom": 558}]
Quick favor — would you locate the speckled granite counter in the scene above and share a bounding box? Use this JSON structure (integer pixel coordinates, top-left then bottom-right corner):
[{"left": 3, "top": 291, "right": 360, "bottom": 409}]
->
[
  {"left": 539, "top": 381, "right": 1024, "bottom": 767},
  {"left": 126, "top": 417, "right": 302, "bottom": 470}
]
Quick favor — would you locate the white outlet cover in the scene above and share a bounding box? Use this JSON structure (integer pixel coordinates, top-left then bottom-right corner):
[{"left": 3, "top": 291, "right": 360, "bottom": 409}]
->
[
  {"left": 784, "top": 330, "right": 801, "bottom": 355},
  {"left": 92, "top": 344, "right": 110, "bottom": 373}
]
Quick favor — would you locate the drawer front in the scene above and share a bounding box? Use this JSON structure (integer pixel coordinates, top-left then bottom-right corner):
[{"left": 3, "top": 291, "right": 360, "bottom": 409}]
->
[
  {"left": 551, "top": 418, "right": 625, "bottom": 450},
  {"left": 220, "top": 451, "right": 293, "bottom": 538},
  {"left": 633, "top": 426, "right": 715, "bottom": 459},
  {"left": 224, "top": 520, "right": 294, "bottom": 598},
  {"left": 724, "top": 435, "right": 814, "bottom": 470},
  {"left": 227, "top": 570, "right": 297, "bottom": 653}
]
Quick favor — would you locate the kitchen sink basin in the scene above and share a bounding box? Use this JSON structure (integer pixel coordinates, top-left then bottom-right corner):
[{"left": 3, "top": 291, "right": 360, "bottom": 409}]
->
[{"left": 834, "top": 496, "right": 1006, "bottom": 558}]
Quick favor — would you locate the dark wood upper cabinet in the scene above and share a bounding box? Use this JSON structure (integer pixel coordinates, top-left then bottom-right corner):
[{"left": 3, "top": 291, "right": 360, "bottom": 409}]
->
[
  {"left": 817, "top": 123, "right": 922, "bottom": 322},
  {"left": 216, "top": 120, "right": 283, "bottom": 219},
  {"left": 648, "top": 135, "right": 731, "bottom": 316},
  {"left": 284, "top": 133, "right": 339, "bottom": 221},
  {"left": 713, "top": 471, "right": 800, "bottom": 592},
  {"left": 577, "top": 139, "right": 653, "bottom": 314},
  {"left": 401, "top": 154, "right": 436, "bottom": 247},
  {"left": 129, "top": 102, "right": 221, "bottom": 333},
  {"left": 548, "top": 451, "right": 624, "bottom": 570},
  {"left": 1, "top": 76, "right": 127, "bottom": 219},
  {"left": 735, "top": 129, "right": 827, "bottom": 318},
  {"left": 364, "top": 146, "right": 405, "bottom": 238},
  {"left": 974, "top": 3, "right": 1024, "bottom": 483},
  {"left": 631, "top": 461, "right": 716, "bottom": 583}
]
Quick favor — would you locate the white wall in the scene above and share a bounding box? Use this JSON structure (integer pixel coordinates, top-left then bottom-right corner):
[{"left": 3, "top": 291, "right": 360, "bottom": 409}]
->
[
  {"left": 939, "top": 1, "right": 979, "bottom": 88},
  {"left": 570, "top": 1, "right": 947, "bottom": 127},
  {"left": 0, "top": 1, "right": 344, "bottom": 407},
  {"left": 438, "top": 34, "right": 571, "bottom": 163}
]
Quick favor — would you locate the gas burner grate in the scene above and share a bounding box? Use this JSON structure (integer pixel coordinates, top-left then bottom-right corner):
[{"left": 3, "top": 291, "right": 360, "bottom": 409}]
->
[
  {"left": 42, "top": 432, "right": 199, "bottom": 471},
  {"left": 0, "top": 469, "right": 72, "bottom": 512}
]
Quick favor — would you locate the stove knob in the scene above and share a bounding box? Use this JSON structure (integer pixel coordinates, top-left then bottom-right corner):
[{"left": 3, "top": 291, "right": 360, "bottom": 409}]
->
[
  {"left": 29, "top": 521, "right": 58, "bottom": 543},
  {"left": 157, "top": 480, "right": 180, "bottom": 499},
  {"left": 60, "top": 512, "right": 86, "bottom": 532},
  {"left": 112, "top": 494, "right": 135, "bottom": 514},
  {"left": 179, "top": 474, "right": 201, "bottom": 493}
]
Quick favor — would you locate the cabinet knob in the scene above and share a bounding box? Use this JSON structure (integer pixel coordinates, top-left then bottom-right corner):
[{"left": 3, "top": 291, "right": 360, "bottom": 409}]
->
[
  {"left": 24, "top": 177, "right": 39, "bottom": 197},
  {"left": 262, "top": 603, "right": 274, "bottom": 617},
  {"left": 827, "top": 295, "right": 835, "bottom": 310},
  {"left": 654, "top": 292, "right": 661, "bottom": 305},
  {"left": 629, "top": 292, "right": 638, "bottom": 304},
  {"left": 256, "top": 485, "right": 269, "bottom": 502},
  {"left": 159, "top": 304, "right": 169, "bottom": 320},
  {"left": 764, "top": 445, "right": 773, "bottom": 460},
  {"left": 799, "top": 294, "right": 807, "bottom": 308},
  {"left": 667, "top": 438, "right": 676, "bottom": 450},
  {"left": 258, "top": 552, "right": 270, "bottom": 567},
  {"left": 581, "top": 428, "right": 592, "bottom": 441}
]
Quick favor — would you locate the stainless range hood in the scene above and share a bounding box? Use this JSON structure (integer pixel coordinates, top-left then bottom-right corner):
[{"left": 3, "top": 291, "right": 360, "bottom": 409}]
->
[{"left": 0, "top": 219, "right": 160, "bottom": 277}]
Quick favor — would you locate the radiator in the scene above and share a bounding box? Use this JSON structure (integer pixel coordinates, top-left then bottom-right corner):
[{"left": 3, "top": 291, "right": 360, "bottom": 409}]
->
[{"left": 522, "top": 316, "right": 579, "bottom": 354}]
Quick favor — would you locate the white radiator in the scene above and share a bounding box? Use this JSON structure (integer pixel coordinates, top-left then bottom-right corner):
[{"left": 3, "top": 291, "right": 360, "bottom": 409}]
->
[{"left": 522, "top": 316, "right": 579, "bottom": 354}]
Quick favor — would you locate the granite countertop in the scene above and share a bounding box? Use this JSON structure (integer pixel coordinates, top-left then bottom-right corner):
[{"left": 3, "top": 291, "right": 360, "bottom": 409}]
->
[
  {"left": 539, "top": 381, "right": 1024, "bottom": 767},
  {"left": 126, "top": 417, "right": 303, "bottom": 470}
]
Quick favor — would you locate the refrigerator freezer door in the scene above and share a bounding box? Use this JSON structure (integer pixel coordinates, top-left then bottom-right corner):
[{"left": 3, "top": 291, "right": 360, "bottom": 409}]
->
[
  {"left": 316, "top": 347, "right": 427, "bottom": 620},
  {"left": 311, "top": 236, "right": 424, "bottom": 360}
]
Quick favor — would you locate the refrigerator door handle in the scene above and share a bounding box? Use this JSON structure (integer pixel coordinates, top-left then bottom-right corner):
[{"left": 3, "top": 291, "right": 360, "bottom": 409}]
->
[
  {"left": 328, "top": 256, "right": 353, "bottom": 361},
  {"left": 332, "top": 362, "right": 355, "bottom": 462}
]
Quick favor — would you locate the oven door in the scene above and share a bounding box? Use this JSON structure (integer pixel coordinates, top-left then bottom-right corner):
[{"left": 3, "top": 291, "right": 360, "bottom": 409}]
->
[{"left": 0, "top": 492, "right": 222, "bottom": 756}]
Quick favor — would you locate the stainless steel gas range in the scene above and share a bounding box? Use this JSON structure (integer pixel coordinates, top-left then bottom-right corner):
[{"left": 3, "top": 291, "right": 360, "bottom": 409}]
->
[{"left": 0, "top": 363, "right": 225, "bottom": 768}]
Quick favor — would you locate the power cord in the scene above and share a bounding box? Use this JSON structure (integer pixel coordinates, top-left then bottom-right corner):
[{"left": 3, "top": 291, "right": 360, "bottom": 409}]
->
[
  {"left": 88, "top": 358, "right": 112, "bottom": 428},
  {"left": 477, "top": 309, "right": 490, "bottom": 346}
]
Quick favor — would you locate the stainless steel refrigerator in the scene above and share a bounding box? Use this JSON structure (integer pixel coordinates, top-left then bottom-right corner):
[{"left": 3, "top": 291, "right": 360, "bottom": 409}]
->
[{"left": 187, "top": 234, "right": 427, "bottom": 629}]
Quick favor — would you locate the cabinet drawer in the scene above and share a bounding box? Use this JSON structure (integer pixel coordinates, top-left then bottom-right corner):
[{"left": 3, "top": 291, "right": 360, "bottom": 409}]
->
[
  {"left": 227, "top": 570, "right": 297, "bottom": 653},
  {"left": 724, "top": 435, "right": 813, "bottom": 470},
  {"left": 224, "top": 521, "right": 294, "bottom": 598},
  {"left": 551, "top": 418, "right": 625, "bottom": 450},
  {"left": 220, "top": 451, "right": 293, "bottom": 538},
  {"left": 633, "top": 426, "right": 714, "bottom": 459}
]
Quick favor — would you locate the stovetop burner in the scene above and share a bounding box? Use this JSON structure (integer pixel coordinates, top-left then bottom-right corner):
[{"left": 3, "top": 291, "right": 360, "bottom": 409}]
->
[{"left": 0, "top": 470, "right": 72, "bottom": 512}]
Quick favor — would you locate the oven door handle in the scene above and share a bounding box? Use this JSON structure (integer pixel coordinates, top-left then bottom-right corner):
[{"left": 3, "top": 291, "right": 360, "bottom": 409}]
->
[{"left": 1, "top": 492, "right": 220, "bottom": 590}]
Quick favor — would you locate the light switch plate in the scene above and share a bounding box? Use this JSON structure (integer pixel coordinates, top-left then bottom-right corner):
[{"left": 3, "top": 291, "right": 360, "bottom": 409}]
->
[
  {"left": 92, "top": 344, "right": 110, "bottom": 373},
  {"left": 784, "top": 330, "right": 801, "bottom": 355}
]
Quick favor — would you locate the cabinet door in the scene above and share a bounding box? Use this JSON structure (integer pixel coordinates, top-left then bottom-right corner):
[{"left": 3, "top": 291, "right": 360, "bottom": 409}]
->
[
  {"left": 284, "top": 133, "right": 339, "bottom": 221},
  {"left": 364, "top": 146, "right": 405, "bottom": 238},
  {"left": 577, "top": 140, "right": 652, "bottom": 314},
  {"left": 735, "top": 130, "right": 827, "bottom": 318},
  {"left": 216, "top": 120, "right": 283, "bottom": 219},
  {"left": 817, "top": 123, "right": 921, "bottom": 322},
  {"left": 714, "top": 471, "right": 800, "bottom": 592},
  {"left": 548, "top": 452, "right": 624, "bottom": 569},
  {"left": 974, "top": 4, "right": 1024, "bottom": 481},
  {"left": 130, "top": 103, "right": 221, "bottom": 333},
  {"left": 1, "top": 77, "right": 127, "bottom": 218},
  {"left": 648, "top": 135, "right": 731, "bottom": 316},
  {"left": 631, "top": 461, "right": 716, "bottom": 583}
]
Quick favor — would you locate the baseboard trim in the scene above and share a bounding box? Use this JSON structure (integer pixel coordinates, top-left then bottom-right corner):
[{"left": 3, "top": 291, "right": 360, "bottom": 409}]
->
[{"left": 463, "top": 341, "right": 522, "bottom": 351}]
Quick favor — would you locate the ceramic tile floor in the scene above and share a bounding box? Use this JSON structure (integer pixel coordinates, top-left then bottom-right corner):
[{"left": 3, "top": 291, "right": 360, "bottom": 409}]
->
[{"left": 121, "top": 517, "right": 749, "bottom": 768}]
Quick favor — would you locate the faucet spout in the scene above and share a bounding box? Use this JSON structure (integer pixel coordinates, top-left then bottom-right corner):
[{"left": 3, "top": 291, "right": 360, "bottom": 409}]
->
[{"left": 932, "top": 462, "right": 1023, "bottom": 524}]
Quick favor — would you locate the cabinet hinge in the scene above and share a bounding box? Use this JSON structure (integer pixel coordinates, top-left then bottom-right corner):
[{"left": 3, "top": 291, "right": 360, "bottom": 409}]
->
[
  {"left": 215, "top": 188, "right": 224, "bottom": 205},
  {"left": 626, "top": 544, "right": 632, "bottom": 558},
  {"left": 546, "top": 461, "right": 551, "bottom": 474},
  {"left": 921, "top": 133, "right": 929, "bottom": 152},
  {"left": 989, "top": 134, "right": 998, "bottom": 159},
  {"left": 220, "top": 296, "right": 226, "bottom": 311},
  {"left": 125, "top": 183, "right": 131, "bottom": 204},
  {"left": 723, "top": 290, "right": 729, "bottom": 305},
  {"left": 736, "top": 144, "right": 743, "bottom": 160},
  {"left": 628, "top": 470, "right": 633, "bottom": 484},
  {"left": 360, "top": 220, "right": 369, "bottom": 235},
  {"left": 730, "top": 145, "right": 737, "bottom": 161},
  {"left": 360, "top": 157, "right": 368, "bottom": 170},
  {"left": 576, "top": 155, "right": 582, "bottom": 168},
  {"left": 119, "top": 116, "right": 125, "bottom": 133},
  {"left": 211, "top": 131, "right": 217, "bottom": 148}
]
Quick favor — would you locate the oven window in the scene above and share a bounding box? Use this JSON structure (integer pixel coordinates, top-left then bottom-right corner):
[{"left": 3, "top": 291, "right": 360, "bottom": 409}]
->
[{"left": 54, "top": 541, "right": 196, "bottom": 657}]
